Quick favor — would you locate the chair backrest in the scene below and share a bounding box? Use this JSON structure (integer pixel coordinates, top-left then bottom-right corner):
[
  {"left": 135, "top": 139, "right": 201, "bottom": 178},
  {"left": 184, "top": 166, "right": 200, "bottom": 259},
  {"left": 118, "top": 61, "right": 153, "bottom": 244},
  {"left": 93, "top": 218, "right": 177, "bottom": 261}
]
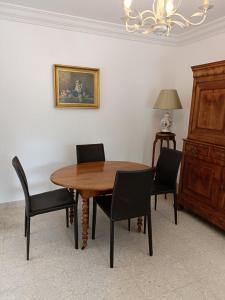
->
[
  {"left": 111, "top": 168, "right": 154, "bottom": 221},
  {"left": 12, "top": 156, "right": 31, "bottom": 213},
  {"left": 76, "top": 143, "right": 105, "bottom": 164},
  {"left": 155, "top": 148, "right": 182, "bottom": 188}
]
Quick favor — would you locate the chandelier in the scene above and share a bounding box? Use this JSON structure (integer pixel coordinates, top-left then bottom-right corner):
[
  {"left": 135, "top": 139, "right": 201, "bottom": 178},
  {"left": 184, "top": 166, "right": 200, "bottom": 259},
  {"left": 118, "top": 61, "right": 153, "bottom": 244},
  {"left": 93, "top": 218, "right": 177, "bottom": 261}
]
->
[{"left": 123, "top": 0, "right": 214, "bottom": 36}]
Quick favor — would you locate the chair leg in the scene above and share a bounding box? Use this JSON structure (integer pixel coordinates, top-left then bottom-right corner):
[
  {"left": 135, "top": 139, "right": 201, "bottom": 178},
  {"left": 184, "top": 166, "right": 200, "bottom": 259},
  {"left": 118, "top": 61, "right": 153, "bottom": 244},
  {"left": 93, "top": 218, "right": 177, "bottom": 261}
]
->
[
  {"left": 173, "top": 192, "right": 177, "bottom": 225},
  {"left": 66, "top": 208, "right": 69, "bottom": 228},
  {"left": 128, "top": 219, "right": 131, "bottom": 231},
  {"left": 110, "top": 221, "right": 114, "bottom": 268},
  {"left": 143, "top": 216, "right": 146, "bottom": 234},
  {"left": 75, "top": 190, "right": 79, "bottom": 202},
  {"left": 154, "top": 195, "right": 157, "bottom": 210},
  {"left": 147, "top": 212, "right": 153, "bottom": 256},
  {"left": 26, "top": 217, "right": 30, "bottom": 260},
  {"left": 74, "top": 204, "right": 79, "bottom": 249},
  {"left": 69, "top": 190, "right": 79, "bottom": 225},
  {"left": 92, "top": 199, "right": 97, "bottom": 240},
  {"left": 24, "top": 213, "right": 27, "bottom": 237}
]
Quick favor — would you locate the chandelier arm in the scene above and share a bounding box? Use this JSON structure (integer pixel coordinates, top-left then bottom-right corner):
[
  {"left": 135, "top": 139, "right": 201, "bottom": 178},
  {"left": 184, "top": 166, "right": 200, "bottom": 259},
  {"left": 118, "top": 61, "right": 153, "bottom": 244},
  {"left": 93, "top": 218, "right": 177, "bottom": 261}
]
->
[
  {"left": 142, "top": 16, "right": 157, "bottom": 24},
  {"left": 140, "top": 11, "right": 156, "bottom": 28},
  {"left": 152, "top": 0, "right": 157, "bottom": 17},
  {"left": 123, "top": 0, "right": 212, "bottom": 36},
  {"left": 125, "top": 12, "right": 140, "bottom": 33},
  {"left": 173, "top": 12, "right": 207, "bottom": 26},
  {"left": 126, "top": 10, "right": 156, "bottom": 32},
  {"left": 166, "top": 24, "right": 172, "bottom": 36},
  {"left": 125, "top": 23, "right": 139, "bottom": 32},
  {"left": 139, "top": 10, "right": 155, "bottom": 18},
  {"left": 169, "top": 20, "right": 187, "bottom": 28},
  {"left": 126, "top": 11, "right": 139, "bottom": 20}
]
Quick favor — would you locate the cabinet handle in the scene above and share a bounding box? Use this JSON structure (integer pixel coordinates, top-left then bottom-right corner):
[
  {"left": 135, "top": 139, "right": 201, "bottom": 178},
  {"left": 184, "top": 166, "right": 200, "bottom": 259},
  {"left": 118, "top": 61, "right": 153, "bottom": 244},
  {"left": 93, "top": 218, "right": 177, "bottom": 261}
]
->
[{"left": 221, "top": 184, "right": 224, "bottom": 192}]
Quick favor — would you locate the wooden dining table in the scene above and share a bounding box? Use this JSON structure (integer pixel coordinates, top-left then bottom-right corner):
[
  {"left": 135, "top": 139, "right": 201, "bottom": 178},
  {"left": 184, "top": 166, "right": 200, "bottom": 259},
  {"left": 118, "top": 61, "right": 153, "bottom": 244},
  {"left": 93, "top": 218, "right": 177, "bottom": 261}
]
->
[{"left": 50, "top": 161, "right": 150, "bottom": 249}]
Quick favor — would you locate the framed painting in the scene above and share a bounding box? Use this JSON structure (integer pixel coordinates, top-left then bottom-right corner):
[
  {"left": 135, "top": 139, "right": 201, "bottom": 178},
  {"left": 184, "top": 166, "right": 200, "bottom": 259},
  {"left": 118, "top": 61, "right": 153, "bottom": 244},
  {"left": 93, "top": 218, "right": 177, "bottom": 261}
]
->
[{"left": 54, "top": 64, "right": 100, "bottom": 108}]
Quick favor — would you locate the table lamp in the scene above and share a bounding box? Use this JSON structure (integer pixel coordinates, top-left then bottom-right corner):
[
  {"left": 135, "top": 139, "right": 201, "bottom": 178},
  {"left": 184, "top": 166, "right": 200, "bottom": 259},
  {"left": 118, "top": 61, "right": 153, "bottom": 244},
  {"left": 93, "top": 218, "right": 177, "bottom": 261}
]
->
[{"left": 153, "top": 89, "right": 182, "bottom": 132}]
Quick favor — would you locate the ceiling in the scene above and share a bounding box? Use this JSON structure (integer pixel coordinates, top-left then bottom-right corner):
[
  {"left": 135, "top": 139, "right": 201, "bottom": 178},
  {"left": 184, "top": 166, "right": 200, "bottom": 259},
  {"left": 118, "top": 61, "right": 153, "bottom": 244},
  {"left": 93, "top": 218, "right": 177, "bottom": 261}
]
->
[{"left": 1, "top": 0, "right": 225, "bottom": 35}]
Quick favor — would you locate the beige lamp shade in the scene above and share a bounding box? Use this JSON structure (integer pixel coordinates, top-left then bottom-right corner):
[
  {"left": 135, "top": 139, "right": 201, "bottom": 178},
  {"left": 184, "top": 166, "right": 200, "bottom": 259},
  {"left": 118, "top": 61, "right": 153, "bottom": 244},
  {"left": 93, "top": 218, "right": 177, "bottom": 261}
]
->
[{"left": 153, "top": 89, "right": 183, "bottom": 110}]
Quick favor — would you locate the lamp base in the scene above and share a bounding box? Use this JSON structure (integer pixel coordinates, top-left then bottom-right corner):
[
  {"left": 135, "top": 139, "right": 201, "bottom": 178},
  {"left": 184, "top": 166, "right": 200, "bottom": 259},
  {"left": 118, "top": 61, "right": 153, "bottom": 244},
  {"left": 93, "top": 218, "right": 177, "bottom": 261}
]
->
[
  {"left": 161, "top": 128, "right": 170, "bottom": 133},
  {"left": 160, "top": 112, "right": 172, "bottom": 132}
]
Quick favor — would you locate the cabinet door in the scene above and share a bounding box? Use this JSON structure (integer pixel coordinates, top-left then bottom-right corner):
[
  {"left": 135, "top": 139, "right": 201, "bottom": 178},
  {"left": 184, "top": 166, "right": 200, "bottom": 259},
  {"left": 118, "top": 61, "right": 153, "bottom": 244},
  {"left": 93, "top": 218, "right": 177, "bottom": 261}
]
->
[
  {"left": 180, "top": 155, "right": 222, "bottom": 209},
  {"left": 188, "top": 79, "right": 225, "bottom": 146}
]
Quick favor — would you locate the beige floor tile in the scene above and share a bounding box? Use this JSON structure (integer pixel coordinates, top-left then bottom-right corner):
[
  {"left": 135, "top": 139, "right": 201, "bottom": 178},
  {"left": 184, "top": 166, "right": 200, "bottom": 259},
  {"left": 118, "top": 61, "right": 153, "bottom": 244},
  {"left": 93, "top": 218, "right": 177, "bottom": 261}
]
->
[
  {"left": 132, "top": 257, "right": 195, "bottom": 299},
  {"left": 160, "top": 291, "right": 183, "bottom": 300},
  {"left": 174, "top": 281, "right": 220, "bottom": 300},
  {"left": 0, "top": 237, "right": 3, "bottom": 256},
  {"left": 0, "top": 197, "right": 225, "bottom": 300},
  {"left": 198, "top": 270, "right": 225, "bottom": 300}
]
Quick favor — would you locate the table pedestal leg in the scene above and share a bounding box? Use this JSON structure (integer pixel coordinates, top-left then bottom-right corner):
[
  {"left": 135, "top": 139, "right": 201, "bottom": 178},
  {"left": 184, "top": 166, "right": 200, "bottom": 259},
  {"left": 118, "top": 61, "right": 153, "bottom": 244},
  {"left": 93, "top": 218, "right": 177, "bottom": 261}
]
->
[
  {"left": 88, "top": 198, "right": 90, "bottom": 229},
  {"left": 81, "top": 197, "right": 89, "bottom": 250},
  {"left": 137, "top": 217, "right": 143, "bottom": 232}
]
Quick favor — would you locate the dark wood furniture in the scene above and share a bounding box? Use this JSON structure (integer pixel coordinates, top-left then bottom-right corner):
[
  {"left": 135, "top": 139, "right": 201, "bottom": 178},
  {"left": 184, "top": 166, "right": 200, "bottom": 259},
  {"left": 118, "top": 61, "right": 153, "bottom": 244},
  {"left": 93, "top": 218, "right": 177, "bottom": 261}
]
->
[
  {"left": 152, "top": 132, "right": 176, "bottom": 167},
  {"left": 178, "top": 60, "right": 225, "bottom": 230},
  {"left": 12, "top": 156, "right": 78, "bottom": 260},
  {"left": 92, "top": 168, "right": 154, "bottom": 268},
  {"left": 50, "top": 161, "right": 150, "bottom": 249}
]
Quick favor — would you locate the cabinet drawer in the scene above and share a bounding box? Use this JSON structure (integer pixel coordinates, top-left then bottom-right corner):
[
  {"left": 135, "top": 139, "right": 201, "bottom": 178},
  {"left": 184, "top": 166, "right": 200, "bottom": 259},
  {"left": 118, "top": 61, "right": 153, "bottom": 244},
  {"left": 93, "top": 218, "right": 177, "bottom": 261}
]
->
[
  {"left": 184, "top": 142, "right": 209, "bottom": 158},
  {"left": 210, "top": 148, "right": 225, "bottom": 164}
]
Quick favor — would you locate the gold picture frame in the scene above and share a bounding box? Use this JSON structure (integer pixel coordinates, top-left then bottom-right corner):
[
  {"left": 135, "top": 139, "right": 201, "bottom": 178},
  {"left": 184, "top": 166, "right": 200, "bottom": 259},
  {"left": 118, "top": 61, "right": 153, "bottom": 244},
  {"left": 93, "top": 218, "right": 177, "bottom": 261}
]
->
[{"left": 54, "top": 64, "right": 100, "bottom": 108}]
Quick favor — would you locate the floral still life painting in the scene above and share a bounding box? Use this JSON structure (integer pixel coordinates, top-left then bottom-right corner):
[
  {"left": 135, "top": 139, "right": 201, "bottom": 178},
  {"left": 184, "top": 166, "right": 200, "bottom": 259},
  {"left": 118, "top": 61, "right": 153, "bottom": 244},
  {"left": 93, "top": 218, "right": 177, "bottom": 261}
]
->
[{"left": 54, "top": 65, "right": 100, "bottom": 108}]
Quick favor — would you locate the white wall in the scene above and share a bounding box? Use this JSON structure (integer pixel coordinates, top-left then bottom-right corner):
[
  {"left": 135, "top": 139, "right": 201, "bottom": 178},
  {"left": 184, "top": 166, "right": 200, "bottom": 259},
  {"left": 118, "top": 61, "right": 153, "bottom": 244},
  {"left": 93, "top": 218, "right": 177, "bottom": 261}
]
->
[
  {"left": 175, "top": 32, "right": 225, "bottom": 150},
  {"left": 0, "top": 19, "right": 176, "bottom": 203}
]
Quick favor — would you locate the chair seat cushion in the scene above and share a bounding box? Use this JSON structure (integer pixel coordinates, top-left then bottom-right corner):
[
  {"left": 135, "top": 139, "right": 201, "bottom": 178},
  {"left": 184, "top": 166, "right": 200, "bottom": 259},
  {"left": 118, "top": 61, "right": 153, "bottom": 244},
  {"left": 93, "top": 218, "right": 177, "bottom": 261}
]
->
[
  {"left": 30, "top": 188, "right": 74, "bottom": 215},
  {"left": 152, "top": 181, "right": 175, "bottom": 195},
  {"left": 96, "top": 195, "right": 112, "bottom": 218}
]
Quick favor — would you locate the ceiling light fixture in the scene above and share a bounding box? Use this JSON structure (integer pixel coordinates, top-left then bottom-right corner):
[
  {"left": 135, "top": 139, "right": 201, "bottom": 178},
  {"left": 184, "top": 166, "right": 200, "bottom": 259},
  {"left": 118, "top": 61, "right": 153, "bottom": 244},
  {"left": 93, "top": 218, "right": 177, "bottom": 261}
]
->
[{"left": 123, "top": 0, "right": 214, "bottom": 36}]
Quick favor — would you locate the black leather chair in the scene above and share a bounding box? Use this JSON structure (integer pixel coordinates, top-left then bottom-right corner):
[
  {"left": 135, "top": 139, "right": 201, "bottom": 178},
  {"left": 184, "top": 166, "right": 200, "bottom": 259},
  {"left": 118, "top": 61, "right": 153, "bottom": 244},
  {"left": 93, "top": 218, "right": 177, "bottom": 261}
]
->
[
  {"left": 76, "top": 143, "right": 109, "bottom": 236},
  {"left": 12, "top": 156, "right": 78, "bottom": 260},
  {"left": 144, "top": 148, "right": 182, "bottom": 232},
  {"left": 92, "top": 168, "right": 154, "bottom": 268}
]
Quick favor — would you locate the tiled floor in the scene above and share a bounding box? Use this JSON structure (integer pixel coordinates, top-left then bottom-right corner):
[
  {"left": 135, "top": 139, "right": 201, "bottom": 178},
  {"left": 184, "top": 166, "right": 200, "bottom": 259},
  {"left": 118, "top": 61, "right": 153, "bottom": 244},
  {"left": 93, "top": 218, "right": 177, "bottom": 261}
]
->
[{"left": 0, "top": 195, "right": 225, "bottom": 300}]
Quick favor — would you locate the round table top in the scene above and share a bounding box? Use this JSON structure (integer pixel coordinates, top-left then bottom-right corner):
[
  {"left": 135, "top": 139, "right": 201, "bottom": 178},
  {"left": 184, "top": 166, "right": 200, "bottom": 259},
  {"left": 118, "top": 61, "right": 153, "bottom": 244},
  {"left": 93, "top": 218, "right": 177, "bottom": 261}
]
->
[{"left": 50, "top": 161, "right": 150, "bottom": 192}]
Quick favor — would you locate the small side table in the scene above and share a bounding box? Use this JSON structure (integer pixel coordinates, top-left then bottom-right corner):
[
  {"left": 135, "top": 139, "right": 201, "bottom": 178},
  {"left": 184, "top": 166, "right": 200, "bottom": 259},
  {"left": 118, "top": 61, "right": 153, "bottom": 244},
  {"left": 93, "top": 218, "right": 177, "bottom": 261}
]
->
[{"left": 152, "top": 132, "right": 176, "bottom": 167}]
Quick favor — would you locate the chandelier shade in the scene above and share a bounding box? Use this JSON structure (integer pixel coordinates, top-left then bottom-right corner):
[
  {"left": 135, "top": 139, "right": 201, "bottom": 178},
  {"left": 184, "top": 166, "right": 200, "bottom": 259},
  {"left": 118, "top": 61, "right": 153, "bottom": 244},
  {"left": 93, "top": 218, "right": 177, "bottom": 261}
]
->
[{"left": 123, "top": 0, "right": 214, "bottom": 36}]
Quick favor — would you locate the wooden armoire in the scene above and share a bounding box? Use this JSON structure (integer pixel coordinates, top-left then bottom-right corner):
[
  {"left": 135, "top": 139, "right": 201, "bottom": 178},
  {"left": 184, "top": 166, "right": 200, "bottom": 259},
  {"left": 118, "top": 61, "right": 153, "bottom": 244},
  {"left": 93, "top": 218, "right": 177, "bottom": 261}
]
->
[{"left": 178, "top": 60, "right": 225, "bottom": 230}]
